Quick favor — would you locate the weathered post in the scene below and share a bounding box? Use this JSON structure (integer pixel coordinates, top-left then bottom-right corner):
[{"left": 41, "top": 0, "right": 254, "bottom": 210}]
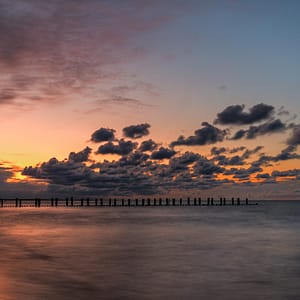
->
[
  {"left": 211, "top": 197, "right": 214, "bottom": 205},
  {"left": 179, "top": 198, "right": 182, "bottom": 206},
  {"left": 135, "top": 198, "right": 138, "bottom": 206},
  {"left": 1, "top": 199, "right": 3, "bottom": 207},
  {"left": 100, "top": 198, "right": 103, "bottom": 206},
  {"left": 55, "top": 198, "right": 58, "bottom": 207},
  {"left": 219, "top": 197, "right": 222, "bottom": 206},
  {"left": 231, "top": 197, "right": 234, "bottom": 205},
  {"left": 66, "top": 197, "right": 69, "bottom": 207},
  {"left": 207, "top": 197, "right": 210, "bottom": 206},
  {"left": 246, "top": 198, "right": 249, "bottom": 205},
  {"left": 15, "top": 198, "right": 18, "bottom": 208},
  {"left": 159, "top": 198, "right": 162, "bottom": 206},
  {"left": 154, "top": 198, "right": 156, "bottom": 206},
  {"left": 166, "top": 198, "right": 169, "bottom": 206},
  {"left": 71, "top": 197, "right": 74, "bottom": 207},
  {"left": 198, "top": 197, "right": 201, "bottom": 206},
  {"left": 237, "top": 197, "right": 240, "bottom": 205},
  {"left": 187, "top": 197, "right": 190, "bottom": 206},
  {"left": 147, "top": 198, "right": 151, "bottom": 206},
  {"left": 223, "top": 197, "right": 226, "bottom": 205},
  {"left": 109, "top": 198, "right": 112, "bottom": 206},
  {"left": 172, "top": 198, "right": 176, "bottom": 206}
]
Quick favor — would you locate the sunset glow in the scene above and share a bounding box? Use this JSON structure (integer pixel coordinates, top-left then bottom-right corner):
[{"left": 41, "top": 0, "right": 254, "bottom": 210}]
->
[{"left": 0, "top": 1, "right": 299, "bottom": 199}]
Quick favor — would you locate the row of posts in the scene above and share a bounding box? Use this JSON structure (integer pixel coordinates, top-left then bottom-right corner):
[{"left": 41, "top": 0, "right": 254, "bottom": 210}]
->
[{"left": 0, "top": 197, "right": 250, "bottom": 208}]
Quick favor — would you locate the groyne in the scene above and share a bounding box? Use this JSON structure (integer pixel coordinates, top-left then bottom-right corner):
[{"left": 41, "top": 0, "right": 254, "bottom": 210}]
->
[{"left": 0, "top": 197, "right": 256, "bottom": 208}]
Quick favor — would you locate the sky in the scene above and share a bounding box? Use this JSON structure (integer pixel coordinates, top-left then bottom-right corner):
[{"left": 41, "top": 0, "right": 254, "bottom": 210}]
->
[{"left": 0, "top": 0, "right": 299, "bottom": 199}]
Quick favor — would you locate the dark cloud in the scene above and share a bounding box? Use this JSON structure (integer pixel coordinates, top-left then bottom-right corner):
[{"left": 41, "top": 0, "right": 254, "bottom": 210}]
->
[
  {"left": 68, "top": 147, "right": 92, "bottom": 163},
  {"left": 193, "top": 157, "right": 224, "bottom": 175},
  {"left": 123, "top": 123, "right": 151, "bottom": 139},
  {"left": 96, "top": 139, "right": 137, "bottom": 156},
  {"left": 171, "top": 122, "right": 227, "bottom": 147},
  {"left": 287, "top": 125, "right": 300, "bottom": 146},
  {"left": 91, "top": 128, "right": 116, "bottom": 143},
  {"left": 215, "top": 155, "right": 245, "bottom": 166},
  {"left": 151, "top": 147, "right": 176, "bottom": 160},
  {"left": 272, "top": 169, "right": 300, "bottom": 177},
  {"left": 139, "top": 139, "right": 158, "bottom": 152},
  {"left": 256, "top": 173, "right": 271, "bottom": 179},
  {"left": 231, "top": 119, "right": 288, "bottom": 140},
  {"left": 215, "top": 103, "right": 274, "bottom": 125},
  {"left": 210, "top": 146, "right": 226, "bottom": 156}
]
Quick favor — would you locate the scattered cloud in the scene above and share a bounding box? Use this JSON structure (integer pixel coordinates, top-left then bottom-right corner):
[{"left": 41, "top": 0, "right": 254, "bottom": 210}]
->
[
  {"left": 96, "top": 139, "right": 137, "bottom": 156},
  {"left": 215, "top": 103, "right": 274, "bottom": 125},
  {"left": 123, "top": 123, "right": 151, "bottom": 139},
  {"left": 151, "top": 147, "right": 176, "bottom": 160},
  {"left": 139, "top": 139, "right": 158, "bottom": 152},
  {"left": 287, "top": 125, "right": 300, "bottom": 146},
  {"left": 171, "top": 122, "right": 227, "bottom": 147},
  {"left": 91, "top": 128, "right": 116, "bottom": 143}
]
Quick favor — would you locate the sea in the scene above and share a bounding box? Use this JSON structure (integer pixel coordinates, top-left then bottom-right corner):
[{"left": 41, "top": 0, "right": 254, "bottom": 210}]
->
[{"left": 0, "top": 201, "right": 299, "bottom": 300}]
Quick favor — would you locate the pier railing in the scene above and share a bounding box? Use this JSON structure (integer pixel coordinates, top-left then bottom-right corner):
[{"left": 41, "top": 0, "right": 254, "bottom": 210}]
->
[{"left": 0, "top": 197, "right": 255, "bottom": 208}]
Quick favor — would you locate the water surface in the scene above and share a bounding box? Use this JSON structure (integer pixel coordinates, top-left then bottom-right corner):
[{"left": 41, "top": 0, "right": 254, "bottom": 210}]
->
[{"left": 0, "top": 201, "right": 299, "bottom": 299}]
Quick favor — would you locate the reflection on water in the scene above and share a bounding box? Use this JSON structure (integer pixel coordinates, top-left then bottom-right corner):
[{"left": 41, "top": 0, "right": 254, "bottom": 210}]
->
[{"left": 1, "top": 201, "right": 300, "bottom": 300}]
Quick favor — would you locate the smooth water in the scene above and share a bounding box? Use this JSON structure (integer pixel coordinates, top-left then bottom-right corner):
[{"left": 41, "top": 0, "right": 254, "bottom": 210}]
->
[{"left": 0, "top": 201, "right": 300, "bottom": 300}]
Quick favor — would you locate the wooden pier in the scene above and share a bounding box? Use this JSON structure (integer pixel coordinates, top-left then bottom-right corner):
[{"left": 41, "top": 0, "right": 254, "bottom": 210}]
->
[{"left": 0, "top": 197, "right": 256, "bottom": 208}]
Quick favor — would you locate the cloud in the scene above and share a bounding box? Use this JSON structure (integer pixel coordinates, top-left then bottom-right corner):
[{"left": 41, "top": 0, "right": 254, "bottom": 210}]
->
[
  {"left": 0, "top": 1, "right": 182, "bottom": 110},
  {"left": 91, "top": 128, "right": 116, "bottom": 143},
  {"left": 68, "top": 147, "right": 92, "bottom": 163},
  {"left": 171, "top": 122, "right": 227, "bottom": 147},
  {"left": 151, "top": 147, "right": 176, "bottom": 160},
  {"left": 272, "top": 169, "right": 300, "bottom": 177},
  {"left": 287, "top": 125, "right": 300, "bottom": 146},
  {"left": 139, "top": 139, "right": 158, "bottom": 152},
  {"left": 123, "top": 123, "right": 151, "bottom": 139},
  {"left": 96, "top": 139, "right": 137, "bottom": 156},
  {"left": 231, "top": 119, "right": 289, "bottom": 140},
  {"left": 215, "top": 103, "right": 274, "bottom": 125}
]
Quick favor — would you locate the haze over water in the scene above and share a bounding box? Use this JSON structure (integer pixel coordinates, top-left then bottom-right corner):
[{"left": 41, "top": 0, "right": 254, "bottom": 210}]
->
[{"left": 0, "top": 201, "right": 300, "bottom": 300}]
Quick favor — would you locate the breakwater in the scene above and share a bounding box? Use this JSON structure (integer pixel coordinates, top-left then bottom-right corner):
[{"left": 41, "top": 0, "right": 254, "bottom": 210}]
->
[{"left": 0, "top": 197, "right": 255, "bottom": 208}]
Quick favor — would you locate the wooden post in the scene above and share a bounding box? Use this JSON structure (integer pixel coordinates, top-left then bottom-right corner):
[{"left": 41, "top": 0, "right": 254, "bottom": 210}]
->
[
  {"left": 179, "top": 198, "right": 182, "bottom": 206},
  {"left": 109, "top": 198, "right": 112, "bottom": 206},
  {"left": 0, "top": 199, "right": 3, "bottom": 207},
  {"left": 55, "top": 198, "right": 58, "bottom": 207},
  {"left": 100, "top": 198, "right": 103, "bottom": 206},
  {"left": 198, "top": 198, "right": 201, "bottom": 206},
  {"left": 187, "top": 197, "right": 190, "bottom": 206},
  {"left": 147, "top": 198, "right": 151, "bottom": 206},
  {"left": 237, "top": 198, "right": 240, "bottom": 205},
  {"left": 219, "top": 197, "right": 222, "bottom": 206},
  {"left": 66, "top": 197, "right": 69, "bottom": 207},
  {"left": 15, "top": 198, "right": 18, "bottom": 208},
  {"left": 71, "top": 197, "right": 74, "bottom": 206},
  {"left": 154, "top": 198, "right": 156, "bottom": 206},
  {"left": 246, "top": 198, "right": 249, "bottom": 205},
  {"left": 223, "top": 197, "right": 226, "bottom": 205},
  {"left": 172, "top": 198, "right": 176, "bottom": 206},
  {"left": 159, "top": 198, "right": 162, "bottom": 206},
  {"left": 207, "top": 197, "right": 210, "bottom": 206},
  {"left": 135, "top": 198, "right": 138, "bottom": 206},
  {"left": 231, "top": 197, "right": 234, "bottom": 205},
  {"left": 211, "top": 197, "right": 214, "bottom": 205}
]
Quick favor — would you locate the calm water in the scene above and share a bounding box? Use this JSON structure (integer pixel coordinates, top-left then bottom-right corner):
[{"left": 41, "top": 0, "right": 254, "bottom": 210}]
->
[{"left": 0, "top": 201, "right": 300, "bottom": 300}]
